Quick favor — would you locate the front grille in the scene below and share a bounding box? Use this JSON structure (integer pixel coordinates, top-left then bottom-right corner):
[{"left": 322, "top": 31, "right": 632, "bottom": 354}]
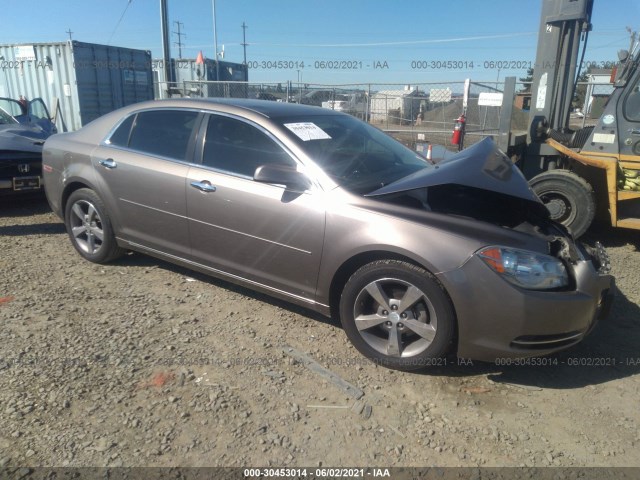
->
[{"left": 0, "top": 151, "right": 42, "bottom": 177}]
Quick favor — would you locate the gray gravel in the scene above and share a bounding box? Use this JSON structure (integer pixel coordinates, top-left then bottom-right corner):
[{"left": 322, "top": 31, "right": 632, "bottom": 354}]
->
[{"left": 1, "top": 196, "right": 640, "bottom": 468}]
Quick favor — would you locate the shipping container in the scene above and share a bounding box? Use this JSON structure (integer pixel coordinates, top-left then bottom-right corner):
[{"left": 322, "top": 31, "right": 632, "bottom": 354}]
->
[{"left": 0, "top": 41, "right": 153, "bottom": 131}]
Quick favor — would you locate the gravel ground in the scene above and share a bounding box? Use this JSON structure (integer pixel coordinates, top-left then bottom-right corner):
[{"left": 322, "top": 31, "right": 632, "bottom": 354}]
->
[{"left": 1, "top": 195, "right": 640, "bottom": 468}]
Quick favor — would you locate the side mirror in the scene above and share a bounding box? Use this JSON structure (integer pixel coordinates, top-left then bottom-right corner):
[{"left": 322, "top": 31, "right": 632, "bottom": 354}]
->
[{"left": 253, "top": 164, "right": 311, "bottom": 190}]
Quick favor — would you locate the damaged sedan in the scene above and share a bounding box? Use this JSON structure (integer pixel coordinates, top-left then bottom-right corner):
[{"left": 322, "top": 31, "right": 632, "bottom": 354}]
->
[{"left": 42, "top": 99, "right": 614, "bottom": 370}]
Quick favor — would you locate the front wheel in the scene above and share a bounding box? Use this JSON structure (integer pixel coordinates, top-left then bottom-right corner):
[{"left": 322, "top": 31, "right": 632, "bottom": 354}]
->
[
  {"left": 64, "top": 188, "right": 124, "bottom": 264},
  {"left": 529, "top": 170, "right": 595, "bottom": 238},
  {"left": 339, "top": 260, "right": 455, "bottom": 371}
]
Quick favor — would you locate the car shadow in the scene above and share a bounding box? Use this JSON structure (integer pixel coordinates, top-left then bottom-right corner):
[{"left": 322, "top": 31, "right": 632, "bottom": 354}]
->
[
  {"left": 0, "top": 194, "right": 51, "bottom": 218},
  {"left": 0, "top": 197, "right": 64, "bottom": 235},
  {"left": 0, "top": 222, "right": 66, "bottom": 236},
  {"left": 584, "top": 223, "right": 640, "bottom": 250},
  {"left": 112, "top": 252, "right": 340, "bottom": 329}
]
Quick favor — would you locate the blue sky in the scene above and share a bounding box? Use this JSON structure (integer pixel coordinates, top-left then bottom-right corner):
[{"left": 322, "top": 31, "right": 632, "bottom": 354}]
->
[{"left": 1, "top": 0, "right": 638, "bottom": 85}]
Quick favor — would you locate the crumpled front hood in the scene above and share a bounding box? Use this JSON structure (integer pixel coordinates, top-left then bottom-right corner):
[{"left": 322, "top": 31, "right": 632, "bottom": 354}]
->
[
  {"left": 366, "top": 137, "right": 546, "bottom": 215},
  {"left": 0, "top": 124, "right": 48, "bottom": 155}
]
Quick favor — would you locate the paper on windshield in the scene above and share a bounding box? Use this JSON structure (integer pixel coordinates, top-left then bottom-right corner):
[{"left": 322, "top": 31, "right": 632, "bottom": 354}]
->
[{"left": 284, "top": 122, "right": 332, "bottom": 141}]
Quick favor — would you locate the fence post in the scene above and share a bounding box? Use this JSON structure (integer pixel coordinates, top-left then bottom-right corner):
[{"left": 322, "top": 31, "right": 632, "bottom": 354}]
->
[
  {"left": 385, "top": 94, "right": 388, "bottom": 130},
  {"left": 497, "top": 76, "right": 516, "bottom": 153},
  {"left": 367, "top": 84, "right": 371, "bottom": 122}
]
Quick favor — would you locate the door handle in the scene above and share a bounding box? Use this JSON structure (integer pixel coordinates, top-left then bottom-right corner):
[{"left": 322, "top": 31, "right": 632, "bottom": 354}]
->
[
  {"left": 99, "top": 158, "right": 117, "bottom": 169},
  {"left": 190, "top": 180, "right": 216, "bottom": 192},
  {"left": 630, "top": 129, "right": 640, "bottom": 135}
]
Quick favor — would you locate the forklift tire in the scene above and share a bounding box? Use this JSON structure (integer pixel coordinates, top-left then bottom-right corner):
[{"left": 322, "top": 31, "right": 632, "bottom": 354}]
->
[{"left": 529, "top": 170, "right": 595, "bottom": 238}]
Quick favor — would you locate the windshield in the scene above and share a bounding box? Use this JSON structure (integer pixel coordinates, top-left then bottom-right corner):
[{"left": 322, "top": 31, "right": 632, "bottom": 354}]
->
[
  {"left": 277, "top": 114, "right": 431, "bottom": 193},
  {"left": 0, "top": 107, "right": 18, "bottom": 125}
]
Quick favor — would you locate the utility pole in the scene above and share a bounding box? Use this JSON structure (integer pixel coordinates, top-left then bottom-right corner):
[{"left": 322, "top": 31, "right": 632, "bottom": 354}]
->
[
  {"left": 212, "top": 0, "right": 220, "bottom": 81},
  {"left": 241, "top": 22, "right": 248, "bottom": 65},
  {"left": 160, "top": 0, "right": 173, "bottom": 84},
  {"left": 173, "top": 21, "right": 185, "bottom": 59},
  {"left": 66, "top": 29, "right": 73, "bottom": 41}
]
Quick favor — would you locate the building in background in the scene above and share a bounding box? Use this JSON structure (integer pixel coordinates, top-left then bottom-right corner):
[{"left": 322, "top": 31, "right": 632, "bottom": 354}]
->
[
  {"left": 0, "top": 41, "right": 153, "bottom": 131},
  {"left": 153, "top": 58, "right": 248, "bottom": 99},
  {"left": 370, "top": 86, "right": 428, "bottom": 125}
]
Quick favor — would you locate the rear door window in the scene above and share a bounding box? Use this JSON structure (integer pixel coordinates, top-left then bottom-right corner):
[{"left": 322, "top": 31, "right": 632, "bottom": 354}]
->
[
  {"left": 107, "top": 115, "right": 135, "bottom": 147},
  {"left": 128, "top": 110, "right": 199, "bottom": 161}
]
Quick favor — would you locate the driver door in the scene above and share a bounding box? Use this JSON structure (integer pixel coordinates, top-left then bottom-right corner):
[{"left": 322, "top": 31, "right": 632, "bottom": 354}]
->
[{"left": 186, "top": 113, "right": 326, "bottom": 300}]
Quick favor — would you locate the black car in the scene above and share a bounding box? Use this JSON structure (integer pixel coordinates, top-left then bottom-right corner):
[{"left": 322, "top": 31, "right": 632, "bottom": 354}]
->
[{"left": 0, "top": 105, "right": 52, "bottom": 196}]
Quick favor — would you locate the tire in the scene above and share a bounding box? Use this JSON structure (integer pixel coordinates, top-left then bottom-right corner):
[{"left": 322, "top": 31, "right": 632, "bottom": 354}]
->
[
  {"left": 338, "top": 260, "right": 455, "bottom": 371},
  {"left": 529, "top": 170, "right": 595, "bottom": 238},
  {"left": 64, "top": 188, "right": 124, "bottom": 264}
]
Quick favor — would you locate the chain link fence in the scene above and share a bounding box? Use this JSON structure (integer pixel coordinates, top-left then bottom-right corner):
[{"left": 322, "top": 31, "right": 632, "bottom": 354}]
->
[{"left": 154, "top": 78, "right": 612, "bottom": 152}]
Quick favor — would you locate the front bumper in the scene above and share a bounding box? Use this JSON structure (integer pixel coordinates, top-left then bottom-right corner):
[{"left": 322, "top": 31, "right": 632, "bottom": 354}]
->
[{"left": 437, "top": 249, "right": 615, "bottom": 362}]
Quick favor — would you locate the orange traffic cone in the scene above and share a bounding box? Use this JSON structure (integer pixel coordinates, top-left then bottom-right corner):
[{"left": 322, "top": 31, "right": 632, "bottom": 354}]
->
[{"left": 426, "top": 144, "right": 432, "bottom": 161}]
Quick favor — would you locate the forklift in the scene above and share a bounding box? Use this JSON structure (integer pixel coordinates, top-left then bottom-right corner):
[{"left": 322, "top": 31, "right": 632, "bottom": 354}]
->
[{"left": 502, "top": 0, "right": 640, "bottom": 237}]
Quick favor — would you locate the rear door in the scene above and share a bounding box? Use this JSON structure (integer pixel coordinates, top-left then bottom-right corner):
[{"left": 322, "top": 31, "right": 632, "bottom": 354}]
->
[
  {"left": 185, "top": 113, "right": 326, "bottom": 300},
  {"left": 92, "top": 109, "right": 202, "bottom": 258}
]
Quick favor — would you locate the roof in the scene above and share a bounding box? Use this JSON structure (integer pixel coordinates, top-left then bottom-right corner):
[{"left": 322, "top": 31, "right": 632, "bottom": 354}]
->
[
  {"left": 372, "top": 89, "right": 421, "bottom": 98},
  {"left": 102, "top": 98, "right": 341, "bottom": 121}
]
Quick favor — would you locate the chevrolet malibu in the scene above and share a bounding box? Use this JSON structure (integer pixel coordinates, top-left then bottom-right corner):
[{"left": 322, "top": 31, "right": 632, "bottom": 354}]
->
[{"left": 43, "top": 99, "right": 614, "bottom": 370}]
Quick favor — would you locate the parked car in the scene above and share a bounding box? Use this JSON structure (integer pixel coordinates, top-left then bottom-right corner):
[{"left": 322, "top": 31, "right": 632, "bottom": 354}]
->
[
  {"left": 322, "top": 92, "right": 369, "bottom": 120},
  {"left": 43, "top": 99, "right": 614, "bottom": 370},
  {"left": 0, "top": 105, "right": 53, "bottom": 196},
  {"left": 255, "top": 92, "right": 279, "bottom": 101},
  {"left": 300, "top": 89, "right": 336, "bottom": 106}
]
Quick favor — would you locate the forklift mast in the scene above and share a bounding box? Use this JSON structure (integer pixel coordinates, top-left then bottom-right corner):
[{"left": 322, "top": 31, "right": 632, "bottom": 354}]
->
[{"left": 527, "top": 0, "right": 593, "bottom": 165}]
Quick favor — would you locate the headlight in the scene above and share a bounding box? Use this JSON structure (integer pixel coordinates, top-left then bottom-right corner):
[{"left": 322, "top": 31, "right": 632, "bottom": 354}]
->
[{"left": 477, "top": 246, "right": 569, "bottom": 290}]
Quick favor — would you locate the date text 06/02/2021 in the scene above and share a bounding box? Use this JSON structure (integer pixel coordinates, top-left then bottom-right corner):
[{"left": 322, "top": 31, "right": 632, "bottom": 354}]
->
[{"left": 243, "top": 468, "right": 391, "bottom": 478}]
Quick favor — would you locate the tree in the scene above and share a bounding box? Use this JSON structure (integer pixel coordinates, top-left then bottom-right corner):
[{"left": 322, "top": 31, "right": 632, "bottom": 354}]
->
[{"left": 519, "top": 67, "right": 534, "bottom": 92}]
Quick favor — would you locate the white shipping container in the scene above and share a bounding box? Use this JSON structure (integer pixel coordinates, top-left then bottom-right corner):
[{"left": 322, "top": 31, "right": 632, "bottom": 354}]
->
[{"left": 0, "top": 41, "right": 153, "bottom": 131}]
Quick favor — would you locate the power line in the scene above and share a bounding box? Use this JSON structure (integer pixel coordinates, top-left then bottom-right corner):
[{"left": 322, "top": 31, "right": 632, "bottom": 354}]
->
[
  {"left": 173, "top": 21, "right": 186, "bottom": 59},
  {"left": 107, "top": 0, "right": 133, "bottom": 46}
]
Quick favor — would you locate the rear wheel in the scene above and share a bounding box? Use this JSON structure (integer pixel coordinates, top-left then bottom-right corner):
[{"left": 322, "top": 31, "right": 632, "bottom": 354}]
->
[
  {"left": 339, "top": 260, "right": 455, "bottom": 371},
  {"left": 64, "top": 188, "right": 124, "bottom": 264},
  {"left": 530, "top": 170, "right": 595, "bottom": 238}
]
